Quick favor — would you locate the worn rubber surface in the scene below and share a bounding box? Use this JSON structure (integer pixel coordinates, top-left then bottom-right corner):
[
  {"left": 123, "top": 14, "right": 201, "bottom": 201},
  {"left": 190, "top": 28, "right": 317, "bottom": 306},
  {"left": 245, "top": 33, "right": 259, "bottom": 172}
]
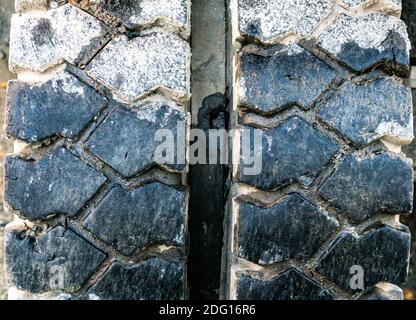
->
[
  {"left": 4, "top": 0, "right": 190, "bottom": 300},
  {"left": 222, "top": 0, "right": 413, "bottom": 300}
]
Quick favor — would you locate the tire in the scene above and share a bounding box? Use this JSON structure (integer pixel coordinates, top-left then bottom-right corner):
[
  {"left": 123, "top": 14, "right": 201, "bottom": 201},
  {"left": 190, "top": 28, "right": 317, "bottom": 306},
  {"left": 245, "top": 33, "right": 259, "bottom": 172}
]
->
[
  {"left": 222, "top": 0, "right": 413, "bottom": 300},
  {"left": 4, "top": 1, "right": 191, "bottom": 300}
]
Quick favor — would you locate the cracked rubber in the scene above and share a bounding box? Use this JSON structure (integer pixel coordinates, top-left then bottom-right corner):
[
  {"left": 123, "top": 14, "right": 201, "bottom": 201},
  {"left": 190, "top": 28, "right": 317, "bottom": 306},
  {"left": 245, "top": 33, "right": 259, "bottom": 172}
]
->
[
  {"left": 4, "top": 0, "right": 190, "bottom": 300},
  {"left": 222, "top": 0, "right": 413, "bottom": 300}
]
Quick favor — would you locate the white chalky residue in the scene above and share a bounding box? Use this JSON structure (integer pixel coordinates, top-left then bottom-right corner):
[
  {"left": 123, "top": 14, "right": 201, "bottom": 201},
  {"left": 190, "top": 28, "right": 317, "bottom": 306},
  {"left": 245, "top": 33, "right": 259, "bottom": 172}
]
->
[
  {"left": 173, "top": 226, "right": 184, "bottom": 245},
  {"left": 127, "top": 0, "right": 189, "bottom": 29},
  {"left": 88, "top": 0, "right": 189, "bottom": 30},
  {"left": 317, "top": 13, "right": 410, "bottom": 55},
  {"left": 237, "top": 0, "right": 333, "bottom": 42},
  {"left": 49, "top": 71, "right": 85, "bottom": 97},
  {"left": 285, "top": 43, "right": 305, "bottom": 56},
  {"left": 265, "top": 135, "right": 273, "bottom": 153},
  {"left": 135, "top": 101, "right": 177, "bottom": 124},
  {"left": 375, "top": 121, "right": 413, "bottom": 144},
  {"left": 239, "top": 75, "right": 248, "bottom": 105},
  {"left": 135, "top": 107, "right": 158, "bottom": 123},
  {"left": 258, "top": 250, "right": 283, "bottom": 265},
  {"left": 88, "top": 294, "right": 101, "bottom": 300},
  {"left": 9, "top": 4, "right": 107, "bottom": 72},
  {"left": 87, "top": 32, "right": 190, "bottom": 103}
]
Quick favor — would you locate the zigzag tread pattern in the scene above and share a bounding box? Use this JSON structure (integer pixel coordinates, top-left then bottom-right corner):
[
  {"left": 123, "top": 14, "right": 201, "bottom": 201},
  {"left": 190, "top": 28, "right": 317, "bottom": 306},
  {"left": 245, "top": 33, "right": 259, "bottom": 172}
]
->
[
  {"left": 224, "top": 0, "right": 413, "bottom": 300},
  {"left": 4, "top": 0, "right": 191, "bottom": 300}
]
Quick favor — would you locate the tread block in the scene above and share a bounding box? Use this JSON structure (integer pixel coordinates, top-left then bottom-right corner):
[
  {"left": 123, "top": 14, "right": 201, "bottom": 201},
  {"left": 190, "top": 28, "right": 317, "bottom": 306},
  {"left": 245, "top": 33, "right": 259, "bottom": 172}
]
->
[
  {"left": 5, "top": 148, "right": 106, "bottom": 220},
  {"left": 239, "top": 44, "right": 336, "bottom": 114},
  {"left": 316, "top": 12, "right": 410, "bottom": 72},
  {"left": 237, "top": 194, "right": 338, "bottom": 265},
  {"left": 87, "top": 258, "right": 184, "bottom": 300},
  {"left": 236, "top": 268, "right": 333, "bottom": 300},
  {"left": 5, "top": 225, "right": 106, "bottom": 293},
  {"left": 6, "top": 71, "right": 106, "bottom": 143},
  {"left": 236, "top": 0, "right": 333, "bottom": 43},
  {"left": 239, "top": 116, "right": 338, "bottom": 190},
  {"left": 9, "top": 4, "right": 108, "bottom": 72},
  {"left": 83, "top": 183, "right": 186, "bottom": 256},
  {"left": 81, "top": 0, "right": 190, "bottom": 31},
  {"left": 86, "top": 33, "right": 190, "bottom": 103},
  {"left": 316, "top": 225, "right": 410, "bottom": 293},
  {"left": 85, "top": 103, "right": 187, "bottom": 177},
  {"left": 318, "top": 77, "right": 413, "bottom": 146},
  {"left": 319, "top": 152, "right": 413, "bottom": 222}
]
